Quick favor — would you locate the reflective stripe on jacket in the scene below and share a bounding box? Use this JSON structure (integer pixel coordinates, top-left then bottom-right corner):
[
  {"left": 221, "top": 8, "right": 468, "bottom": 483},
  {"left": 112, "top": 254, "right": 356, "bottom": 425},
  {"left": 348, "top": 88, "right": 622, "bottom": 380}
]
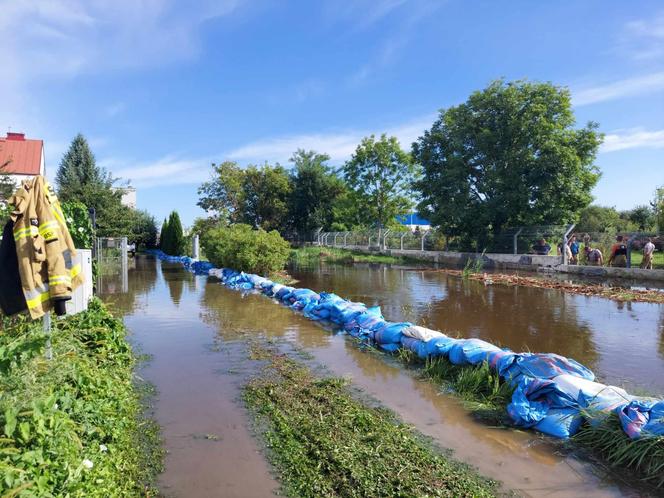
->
[{"left": 7, "top": 176, "right": 83, "bottom": 319}]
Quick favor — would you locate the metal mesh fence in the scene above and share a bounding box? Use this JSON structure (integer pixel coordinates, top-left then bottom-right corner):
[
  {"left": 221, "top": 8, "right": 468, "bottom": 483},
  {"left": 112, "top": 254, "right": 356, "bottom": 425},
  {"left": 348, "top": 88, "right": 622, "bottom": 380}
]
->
[{"left": 315, "top": 227, "right": 663, "bottom": 268}]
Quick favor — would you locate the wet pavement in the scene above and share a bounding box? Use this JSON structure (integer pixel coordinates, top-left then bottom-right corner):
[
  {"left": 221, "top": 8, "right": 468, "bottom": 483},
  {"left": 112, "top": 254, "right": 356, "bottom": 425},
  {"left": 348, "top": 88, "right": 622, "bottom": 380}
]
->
[{"left": 100, "top": 256, "right": 664, "bottom": 497}]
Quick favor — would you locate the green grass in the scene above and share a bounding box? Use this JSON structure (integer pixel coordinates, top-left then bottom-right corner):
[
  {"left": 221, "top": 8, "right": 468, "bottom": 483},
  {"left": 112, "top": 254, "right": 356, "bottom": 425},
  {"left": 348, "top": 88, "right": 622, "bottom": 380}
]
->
[
  {"left": 628, "top": 251, "right": 664, "bottom": 269},
  {"left": 0, "top": 299, "right": 162, "bottom": 497},
  {"left": 244, "top": 351, "right": 500, "bottom": 497},
  {"left": 574, "top": 415, "right": 664, "bottom": 488},
  {"left": 290, "top": 246, "right": 414, "bottom": 265}
]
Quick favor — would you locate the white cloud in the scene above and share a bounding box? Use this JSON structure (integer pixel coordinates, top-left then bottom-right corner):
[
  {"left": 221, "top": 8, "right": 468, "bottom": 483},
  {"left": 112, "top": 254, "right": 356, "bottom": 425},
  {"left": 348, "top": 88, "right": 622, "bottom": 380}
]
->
[
  {"left": 0, "top": 0, "right": 243, "bottom": 139},
  {"left": 621, "top": 11, "right": 664, "bottom": 60},
  {"left": 104, "top": 102, "right": 126, "bottom": 118},
  {"left": 104, "top": 155, "right": 213, "bottom": 188},
  {"left": 100, "top": 114, "right": 435, "bottom": 188},
  {"left": 601, "top": 128, "right": 664, "bottom": 152},
  {"left": 572, "top": 72, "right": 664, "bottom": 106},
  {"left": 227, "top": 115, "right": 434, "bottom": 164}
]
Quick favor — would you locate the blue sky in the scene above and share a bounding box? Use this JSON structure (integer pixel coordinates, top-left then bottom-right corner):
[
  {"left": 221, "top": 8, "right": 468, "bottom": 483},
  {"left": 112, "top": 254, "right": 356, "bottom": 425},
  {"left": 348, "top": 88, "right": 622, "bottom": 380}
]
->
[{"left": 2, "top": 0, "right": 663, "bottom": 225}]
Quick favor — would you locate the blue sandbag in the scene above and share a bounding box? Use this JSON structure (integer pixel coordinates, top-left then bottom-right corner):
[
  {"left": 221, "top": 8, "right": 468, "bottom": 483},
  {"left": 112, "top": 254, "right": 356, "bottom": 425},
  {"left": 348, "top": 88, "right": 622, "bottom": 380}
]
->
[
  {"left": 496, "top": 353, "right": 595, "bottom": 384},
  {"left": 618, "top": 400, "right": 664, "bottom": 439},
  {"left": 373, "top": 322, "right": 411, "bottom": 345},
  {"left": 275, "top": 286, "right": 295, "bottom": 300},
  {"left": 401, "top": 337, "right": 429, "bottom": 359},
  {"left": 507, "top": 377, "right": 582, "bottom": 437},
  {"left": 533, "top": 408, "right": 584, "bottom": 438},
  {"left": 355, "top": 312, "right": 386, "bottom": 332},
  {"left": 379, "top": 342, "right": 401, "bottom": 353},
  {"left": 448, "top": 338, "right": 501, "bottom": 365},
  {"left": 425, "top": 336, "right": 458, "bottom": 357}
]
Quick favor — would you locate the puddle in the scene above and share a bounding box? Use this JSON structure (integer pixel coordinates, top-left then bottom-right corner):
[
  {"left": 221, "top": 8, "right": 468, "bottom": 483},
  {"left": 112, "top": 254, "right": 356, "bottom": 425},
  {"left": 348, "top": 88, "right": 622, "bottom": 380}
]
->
[{"left": 101, "top": 256, "right": 663, "bottom": 497}]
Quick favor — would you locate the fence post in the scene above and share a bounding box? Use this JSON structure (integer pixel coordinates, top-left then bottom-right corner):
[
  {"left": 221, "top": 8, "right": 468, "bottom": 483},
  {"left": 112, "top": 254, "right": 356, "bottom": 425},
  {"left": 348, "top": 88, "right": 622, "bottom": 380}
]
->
[
  {"left": 382, "top": 229, "right": 390, "bottom": 251},
  {"left": 368, "top": 235, "right": 372, "bottom": 249},
  {"left": 334, "top": 233, "right": 339, "bottom": 246},
  {"left": 421, "top": 231, "right": 429, "bottom": 252},
  {"left": 315, "top": 228, "right": 323, "bottom": 245},
  {"left": 192, "top": 234, "right": 200, "bottom": 260},
  {"left": 400, "top": 232, "right": 406, "bottom": 250},
  {"left": 562, "top": 224, "right": 576, "bottom": 265},
  {"left": 513, "top": 228, "right": 523, "bottom": 255},
  {"left": 344, "top": 232, "right": 349, "bottom": 247},
  {"left": 626, "top": 234, "right": 637, "bottom": 268}
]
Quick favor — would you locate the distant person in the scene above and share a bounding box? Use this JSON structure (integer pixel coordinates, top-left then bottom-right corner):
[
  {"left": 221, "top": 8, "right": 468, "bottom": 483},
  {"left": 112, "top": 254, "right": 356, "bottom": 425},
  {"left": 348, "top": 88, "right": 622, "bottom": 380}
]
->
[
  {"left": 607, "top": 235, "right": 628, "bottom": 267},
  {"left": 641, "top": 237, "right": 655, "bottom": 269},
  {"left": 532, "top": 238, "right": 551, "bottom": 255},
  {"left": 568, "top": 235, "right": 580, "bottom": 264},
  {"left": 584, "top": 245, "right": 603, "bottom": 266}
]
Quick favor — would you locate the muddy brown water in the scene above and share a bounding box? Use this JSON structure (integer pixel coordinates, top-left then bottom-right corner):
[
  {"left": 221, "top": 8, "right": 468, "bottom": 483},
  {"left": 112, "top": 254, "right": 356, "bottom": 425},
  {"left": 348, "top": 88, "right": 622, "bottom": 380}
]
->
[{"left": 100, "top": 256, "right": 664, "bottom": 497}]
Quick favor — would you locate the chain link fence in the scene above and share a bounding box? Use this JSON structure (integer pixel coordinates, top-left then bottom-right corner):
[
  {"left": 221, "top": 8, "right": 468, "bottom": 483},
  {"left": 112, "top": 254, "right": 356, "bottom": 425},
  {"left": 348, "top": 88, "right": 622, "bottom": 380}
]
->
[{"left": 315, "top": 227, "right": 663, "bottom": 269}]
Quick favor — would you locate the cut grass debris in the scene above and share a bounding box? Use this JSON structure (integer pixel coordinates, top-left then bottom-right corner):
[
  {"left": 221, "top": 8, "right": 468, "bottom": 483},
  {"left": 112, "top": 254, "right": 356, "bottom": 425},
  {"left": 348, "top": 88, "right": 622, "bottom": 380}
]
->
[
  {"left": 421, "top": 268, "right": 664, "bottom": 304},
  {"left": 244, "top": 351, "right": 500, "bottom": 497}
]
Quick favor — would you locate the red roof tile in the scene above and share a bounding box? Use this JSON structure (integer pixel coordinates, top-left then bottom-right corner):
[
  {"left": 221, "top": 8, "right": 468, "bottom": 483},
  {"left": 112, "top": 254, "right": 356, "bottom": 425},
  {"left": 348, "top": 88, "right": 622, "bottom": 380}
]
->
[{"left": 0, "top": 133, "right": 43, "bottom": 175}]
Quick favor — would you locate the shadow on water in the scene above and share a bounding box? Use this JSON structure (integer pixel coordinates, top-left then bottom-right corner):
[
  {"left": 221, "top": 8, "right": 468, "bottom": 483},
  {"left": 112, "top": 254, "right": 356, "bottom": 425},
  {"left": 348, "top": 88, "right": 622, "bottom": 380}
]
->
[{"left": 100, "top": 256, "right": 664, "bottom": 497}]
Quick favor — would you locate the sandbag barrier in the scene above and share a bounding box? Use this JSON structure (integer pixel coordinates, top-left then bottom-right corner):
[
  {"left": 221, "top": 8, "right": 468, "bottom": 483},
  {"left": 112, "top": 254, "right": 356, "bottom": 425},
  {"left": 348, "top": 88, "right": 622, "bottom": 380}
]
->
[{"left": 148, "top": 250, "right": 664, "bottom": 440}]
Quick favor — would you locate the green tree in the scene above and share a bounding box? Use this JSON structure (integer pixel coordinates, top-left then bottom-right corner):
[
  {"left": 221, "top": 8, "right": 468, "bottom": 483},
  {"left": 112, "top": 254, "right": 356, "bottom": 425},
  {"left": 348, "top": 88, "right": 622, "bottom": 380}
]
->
[
  {"left": 622, "top": 205, "right": 654, "bottom": 232},
  {"left": 576, "top": 205, "right": 630, "bottom": 233},
  {"left": 160, "top": 211, "right": 185, "bottom": 255},
  {"left": 343, "top": 134, "right": 415, "bottom": 229},
  {"left": 197, "top": 161, "right": 245, "bottom": 223},
  {"left": 652, "top": 186, "right": 664, "bottom": 231},
  {"left": 160, "top": 217, "right": 170, "bottom": 251},
  {"left": 288, "top": 149, "right": 347, "bottom": 236},
  {"left": 414, "top": 79, "right": 603, "bottom": 249},
  {"left": 242, "top": 164, "right": 292, "bottom": 232},
  {"left": 0, "top": 159, "right": 16, "bottom": 200},
  {"left": 56, "top": 134, "right": 113, "bottom": 203},
  {"left": 131, "top": 210, "right": 158, "bottom": 249}
]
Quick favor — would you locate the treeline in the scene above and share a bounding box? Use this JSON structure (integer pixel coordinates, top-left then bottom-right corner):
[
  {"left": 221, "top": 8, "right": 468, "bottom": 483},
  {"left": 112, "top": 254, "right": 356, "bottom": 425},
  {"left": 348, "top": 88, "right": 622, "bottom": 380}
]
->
[
  {"left": 196, "top": 79, "right": 663, "bottom": 250},
  {"left": 55, "top": 134, "right": 158, "bottom": 248},
  {"left": 197, "top": 137, "right": 415, "bottom": 239}
]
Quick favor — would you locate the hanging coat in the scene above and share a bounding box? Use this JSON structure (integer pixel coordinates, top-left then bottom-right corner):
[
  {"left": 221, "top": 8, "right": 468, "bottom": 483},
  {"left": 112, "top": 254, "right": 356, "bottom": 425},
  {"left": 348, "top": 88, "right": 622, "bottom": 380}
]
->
[
  {"left": 6, "top": 176, "right": 83, "bottom": 319},
  {"left": 0, "top": 219, "right": 27, "bottom": 316}
]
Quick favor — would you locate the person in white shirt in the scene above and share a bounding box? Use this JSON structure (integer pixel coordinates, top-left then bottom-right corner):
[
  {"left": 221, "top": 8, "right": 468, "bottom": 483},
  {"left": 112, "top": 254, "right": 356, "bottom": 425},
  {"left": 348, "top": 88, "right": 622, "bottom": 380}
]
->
[{"left": 641, "top": 237, "right": 656, "bottom": 269}]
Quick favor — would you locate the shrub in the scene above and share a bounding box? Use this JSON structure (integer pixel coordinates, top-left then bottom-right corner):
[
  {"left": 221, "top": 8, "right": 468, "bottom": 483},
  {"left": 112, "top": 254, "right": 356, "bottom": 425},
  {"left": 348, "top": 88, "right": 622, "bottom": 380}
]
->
[
  {"left": 202, "top": 224, "right": 290, "bottom": 275},
  {"left": 61, "top": 201, "right": 95, "bottom": 249},
  {"left": 160, "top": 211, "right": 186, "bottom": 255}
]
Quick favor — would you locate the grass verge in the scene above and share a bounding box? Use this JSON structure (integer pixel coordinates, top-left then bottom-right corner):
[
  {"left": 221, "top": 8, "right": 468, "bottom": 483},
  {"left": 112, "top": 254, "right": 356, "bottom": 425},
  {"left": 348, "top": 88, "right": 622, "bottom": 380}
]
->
[
  {"left": 243, "top": 350, "right": 500, "bottom": 497},
  {"left": 290, "top": 246, "right": 416, "bottom": 265},
  {"left": 0, "top": 299, "right": 163, "bottom": 497},
  {"left": 573, "top": 416, "right": 664, "bottom": 488}
]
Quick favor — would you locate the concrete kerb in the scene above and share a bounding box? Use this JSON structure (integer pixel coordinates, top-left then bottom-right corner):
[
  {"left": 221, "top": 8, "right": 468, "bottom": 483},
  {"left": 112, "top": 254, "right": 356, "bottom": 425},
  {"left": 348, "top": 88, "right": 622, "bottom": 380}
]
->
[{"left": 337, "top": 246, "right": 664, "bottom": 281}]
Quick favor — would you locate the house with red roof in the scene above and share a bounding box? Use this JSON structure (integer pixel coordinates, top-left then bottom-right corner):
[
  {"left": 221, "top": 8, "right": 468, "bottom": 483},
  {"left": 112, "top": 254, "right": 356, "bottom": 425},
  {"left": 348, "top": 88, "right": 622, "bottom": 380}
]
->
[{"left": 0, "top": 132, "right": 45, "bottom": 189}]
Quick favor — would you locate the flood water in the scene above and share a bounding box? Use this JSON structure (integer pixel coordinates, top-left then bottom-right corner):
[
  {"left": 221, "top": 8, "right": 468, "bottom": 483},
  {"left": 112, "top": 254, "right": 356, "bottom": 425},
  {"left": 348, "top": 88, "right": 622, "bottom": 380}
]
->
[{"left": 100, "top": 256, "right": 664, "bottom": 497}]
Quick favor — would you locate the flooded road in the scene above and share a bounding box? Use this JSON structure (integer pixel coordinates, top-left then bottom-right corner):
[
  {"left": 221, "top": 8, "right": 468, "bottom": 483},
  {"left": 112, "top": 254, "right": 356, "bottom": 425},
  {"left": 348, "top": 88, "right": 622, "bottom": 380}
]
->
[{"left": 101, "top": 256, "right": 664, "bottom": 497}]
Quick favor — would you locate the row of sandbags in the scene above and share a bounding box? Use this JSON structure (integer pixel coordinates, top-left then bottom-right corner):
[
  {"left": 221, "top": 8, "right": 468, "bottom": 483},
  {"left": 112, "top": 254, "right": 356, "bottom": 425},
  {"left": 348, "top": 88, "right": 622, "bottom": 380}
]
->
[{"left": 149, "top": 250, "right": 664, "bottom": 440}]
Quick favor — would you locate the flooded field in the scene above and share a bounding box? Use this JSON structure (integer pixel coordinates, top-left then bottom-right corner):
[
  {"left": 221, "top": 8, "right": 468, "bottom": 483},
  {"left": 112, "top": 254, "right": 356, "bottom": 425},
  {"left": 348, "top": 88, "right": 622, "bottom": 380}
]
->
[{"left": 101, "top": 256, "right": 664, "bottom": 497}]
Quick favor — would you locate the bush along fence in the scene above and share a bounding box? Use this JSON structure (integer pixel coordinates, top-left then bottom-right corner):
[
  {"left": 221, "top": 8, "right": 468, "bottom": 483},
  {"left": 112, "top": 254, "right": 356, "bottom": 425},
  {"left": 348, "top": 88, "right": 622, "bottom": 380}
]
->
[{"left": 149, "top": 249, "right": 664, "bottom": 486}]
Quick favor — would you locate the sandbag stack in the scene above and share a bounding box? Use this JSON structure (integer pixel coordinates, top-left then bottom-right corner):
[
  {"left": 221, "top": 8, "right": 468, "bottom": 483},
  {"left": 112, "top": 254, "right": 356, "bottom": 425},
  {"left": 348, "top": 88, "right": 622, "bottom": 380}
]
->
[{"left": 148, "top": 249, "right": 664, "bottom": 440}]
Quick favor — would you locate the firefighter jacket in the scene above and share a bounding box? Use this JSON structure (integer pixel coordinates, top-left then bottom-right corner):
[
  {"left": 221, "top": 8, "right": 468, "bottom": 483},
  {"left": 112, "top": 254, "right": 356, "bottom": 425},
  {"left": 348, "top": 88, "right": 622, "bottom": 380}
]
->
[{"left": 6, "top": 176, "right": 83, "bottom": 319}]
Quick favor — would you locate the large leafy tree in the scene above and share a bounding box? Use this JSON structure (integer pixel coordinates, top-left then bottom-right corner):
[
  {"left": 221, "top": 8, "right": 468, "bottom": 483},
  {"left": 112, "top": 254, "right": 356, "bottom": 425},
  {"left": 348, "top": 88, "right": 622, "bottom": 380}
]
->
[
  {"left": 288, "top": 149, "right": 347, "bottom": 236},
  {"left": 242, "top": 163, "right": 292, "bottom": 232},
  {"left": 414, "top": 79, "right": 603, "bottom": 249},
  {"left": 343, "top": 134, "right": 416, "bottom": 229},
  {"left": 197, "top": 161, "right": 245, "bottom": 223},
  {"left": 576, "top": 205, "right": 633, "bottom": 233},
  {"left": 197, "top": 161, "right": 291, "bottom": 233},
  {"left": 160, "top": 211, "right": 185, "bottom": 255},
  {"left": 652, "top": 186, "right": 664, "bottom": 232}
]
